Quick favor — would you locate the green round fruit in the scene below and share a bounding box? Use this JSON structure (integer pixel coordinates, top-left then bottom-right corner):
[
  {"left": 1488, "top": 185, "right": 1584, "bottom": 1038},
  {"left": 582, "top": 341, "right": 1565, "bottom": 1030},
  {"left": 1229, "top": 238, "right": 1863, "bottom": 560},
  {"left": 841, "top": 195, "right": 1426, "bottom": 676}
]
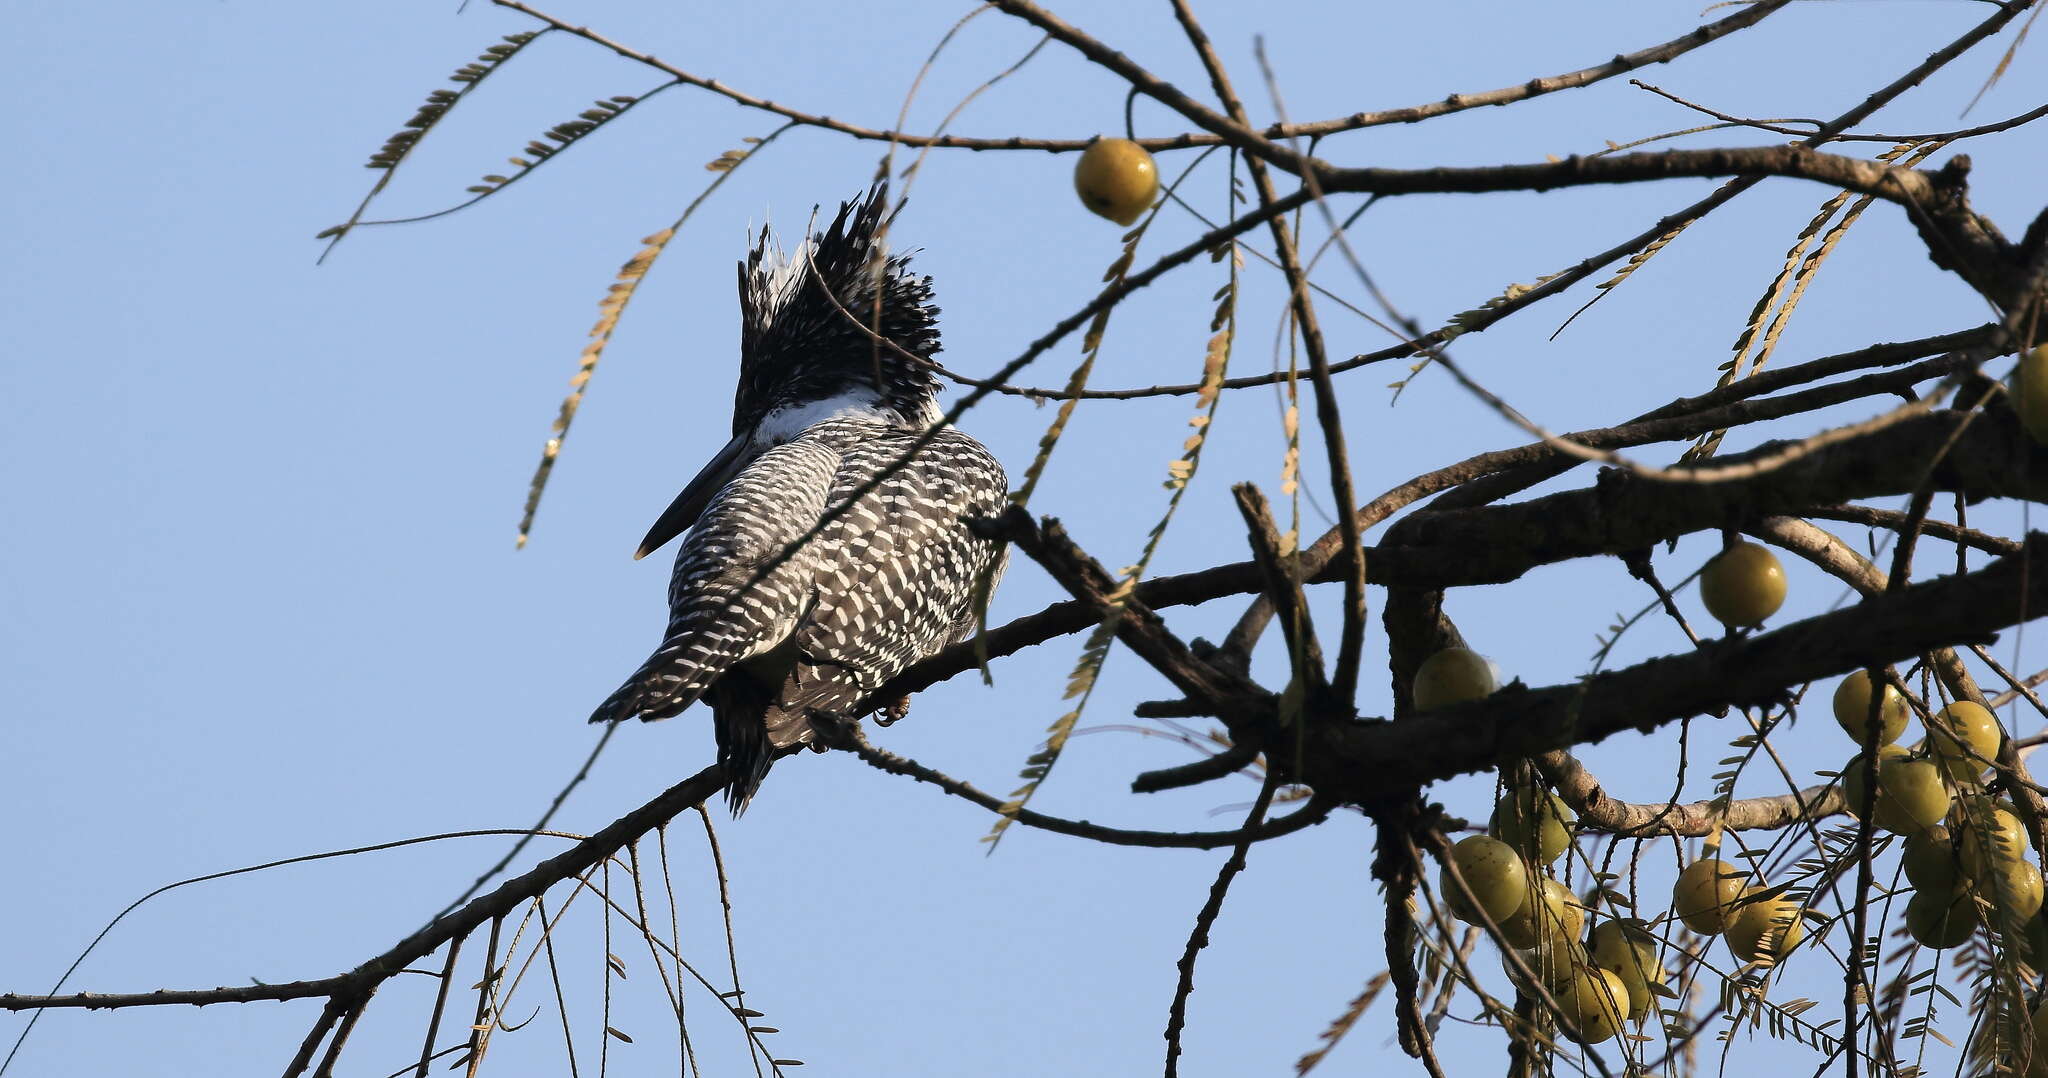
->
[
  {"left": 1842, "top": 748, "right": 1951, "bottom": 835},
  {"left": 1673, "top": 858, "right": 1748, "bottom": 935},
  {"left": 1442, "top": 835, "right": 1527, "bottom": 925},
  {"left": 1551, "top": 965, "right": 1629, "bottom": 1045},
  {"left": 1979, "top": 858, "right": 2047, "bottom": 923},
  {"left": 1901, "top": 825, "right": 1962, "bottom": 894},
  {"left": 1725, "top": 894, "right": 1804, "bottom": 964},
  {"left": 1927, "top": 700, "right": 2003, "bottom": 783},
  {"left": 1905, "top": 886, "right": 1977, "bottom": 949},
  {"left": 1840, "top": 744, "right": 1906, "bottom": 815},
  {"left": 1073, "top": 137, "right": 1159, "bottom": 226},
  {"left": 1492, "top": 786, "right": 1576, "bottom": 865},
  {"left": 1832, "top": 670, "right": 1909, "bottom": 746},
  {"left": 1877, "top": 755, "right": 1951, "bottom": 834},
  {"left": 1501, "top": 874, "right": 1584, "bottom": 951},
  {"left": 1958, "top": 803, "right": 2029, "bottom": 877},
  {"left": 2014, "top": 343, "right": 2048, "bottom": 446},
  {"left": 1511, "top": 939, "right": 1583, "bottom": 989},
  {"left": 1589, "top": 919, "right": 1663, "bottom": 1022},
  {"left": 1412, "top": 647, "right": 1498, "bottom": 711},
  {"left": 1700, "top": 541, "right": 1787, "bottom": 629}
]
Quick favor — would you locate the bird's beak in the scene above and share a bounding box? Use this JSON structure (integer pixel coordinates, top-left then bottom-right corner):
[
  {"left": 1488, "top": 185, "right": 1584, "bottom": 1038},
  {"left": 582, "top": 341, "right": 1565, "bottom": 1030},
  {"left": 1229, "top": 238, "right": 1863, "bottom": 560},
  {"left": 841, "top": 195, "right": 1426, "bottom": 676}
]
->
[{"left": 635, "top": 433, "right": 754, "bottom": 560}]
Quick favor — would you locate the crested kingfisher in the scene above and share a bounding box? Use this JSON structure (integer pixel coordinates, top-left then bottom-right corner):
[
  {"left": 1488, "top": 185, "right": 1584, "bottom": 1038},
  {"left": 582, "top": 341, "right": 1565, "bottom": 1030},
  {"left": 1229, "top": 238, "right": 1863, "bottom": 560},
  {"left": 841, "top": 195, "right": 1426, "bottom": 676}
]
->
[{"left": 589, "top": 186, "right": 1009, "bottom": 811}]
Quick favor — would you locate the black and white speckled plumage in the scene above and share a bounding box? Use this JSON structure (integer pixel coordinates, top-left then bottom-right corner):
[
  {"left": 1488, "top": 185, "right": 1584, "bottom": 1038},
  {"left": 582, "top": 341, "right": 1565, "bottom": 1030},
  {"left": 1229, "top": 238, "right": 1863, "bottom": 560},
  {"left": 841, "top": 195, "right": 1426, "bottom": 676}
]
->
[{"left": 590, "top": 187, "right": 1008, "bottom": 812}]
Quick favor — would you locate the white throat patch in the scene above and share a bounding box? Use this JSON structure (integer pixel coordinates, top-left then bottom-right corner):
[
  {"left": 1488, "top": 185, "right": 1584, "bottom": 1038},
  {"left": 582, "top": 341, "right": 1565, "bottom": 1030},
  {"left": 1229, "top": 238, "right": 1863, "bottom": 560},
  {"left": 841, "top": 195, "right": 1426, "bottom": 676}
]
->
[{"left": 752, "top": 391, "right": 902, "bottom": 448}]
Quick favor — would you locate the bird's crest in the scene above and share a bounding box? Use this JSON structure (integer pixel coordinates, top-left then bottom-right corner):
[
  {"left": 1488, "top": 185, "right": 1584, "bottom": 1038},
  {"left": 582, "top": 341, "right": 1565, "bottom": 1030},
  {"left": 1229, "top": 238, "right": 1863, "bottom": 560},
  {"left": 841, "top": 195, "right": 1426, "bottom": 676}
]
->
[{"left": 733, "top": 185, "right": 943, "bottom": 434}]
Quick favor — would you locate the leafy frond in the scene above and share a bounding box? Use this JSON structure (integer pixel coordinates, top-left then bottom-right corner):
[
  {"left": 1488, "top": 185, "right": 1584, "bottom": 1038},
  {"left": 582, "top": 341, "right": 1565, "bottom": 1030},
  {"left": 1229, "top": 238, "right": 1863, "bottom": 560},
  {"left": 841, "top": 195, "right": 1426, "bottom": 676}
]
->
[
  {"left": 516, "top": 125, "right": 794, "bottom": 547},
  {"left": 985, "top": 204, "right": 1235, "bottom": 849},
  {"left": 358, "top": 87, "right": 677, "bottom": 230},
  {"left": 314, "top": 30, "right": 546, "bottom": 260},
  {"left": 1295, "top": 972, "right": 1391, "bottom": 1075},
  {"left": 1686, "top": 140, "right": 1940, "bottom": 461},
  {"left": 1544, "top": 218, "right": 1695, "bottom": 342},
  {"left": 1963, "top": 2, "right": 2041, "bottom": 116}
]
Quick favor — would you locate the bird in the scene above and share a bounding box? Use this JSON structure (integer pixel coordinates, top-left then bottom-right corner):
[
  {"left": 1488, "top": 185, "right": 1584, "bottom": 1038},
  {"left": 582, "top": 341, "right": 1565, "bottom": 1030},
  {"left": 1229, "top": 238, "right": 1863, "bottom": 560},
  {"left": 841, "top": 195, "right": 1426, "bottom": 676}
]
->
[{"left": 589, "top": 186, "right": 1009, "bottom": 813}]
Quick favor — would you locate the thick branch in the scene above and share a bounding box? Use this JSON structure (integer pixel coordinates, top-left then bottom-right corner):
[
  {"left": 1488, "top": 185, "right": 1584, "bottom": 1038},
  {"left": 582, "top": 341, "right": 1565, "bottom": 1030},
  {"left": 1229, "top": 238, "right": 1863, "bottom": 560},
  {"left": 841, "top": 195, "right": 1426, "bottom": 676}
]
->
[
  {"left": 1289, "top": 535, "right": 2048, "bottom": 800},
  {"left": 1369, "top": 409, "right": 2048, "bottom": 590},
  {"left": 973, "top": 507, "right": 1267, "bottom": 713},
  {"left": 878, "top": 396, "right": 2037, "bottom": 706}
]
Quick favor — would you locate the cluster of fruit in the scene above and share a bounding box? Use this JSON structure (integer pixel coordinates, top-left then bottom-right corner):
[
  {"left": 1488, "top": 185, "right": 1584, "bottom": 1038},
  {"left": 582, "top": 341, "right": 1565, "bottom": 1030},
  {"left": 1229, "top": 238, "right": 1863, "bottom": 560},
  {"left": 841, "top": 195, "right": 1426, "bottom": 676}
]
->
[
  {"left": 1827, "top": 672, "right": 2040, "bottom": 951},
  {"left": 1412, "top": 648, "right": 1648, "bottom": 1043},
  {"left": 1414, "top": 638, "right": 2042, "bottom": 1047},
  {"left": 1668, "top": 857, "right": 1801, "bottom": 965},
  {"left": 1439, "top": 791, "right": 1662, "bottom": 1045}
]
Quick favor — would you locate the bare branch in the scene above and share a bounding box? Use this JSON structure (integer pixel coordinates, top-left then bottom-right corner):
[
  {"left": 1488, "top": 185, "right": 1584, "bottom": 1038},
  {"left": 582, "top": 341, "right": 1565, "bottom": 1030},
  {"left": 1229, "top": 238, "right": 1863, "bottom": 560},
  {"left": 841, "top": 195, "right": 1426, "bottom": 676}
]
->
[
  {"left": 1, "top": 766, "right": 730, "bottom": 1013},
  {"left": 837, "top": 723, "right": 1333, "bottom": 849},
  {"left": 1536, "top": 750, "right": 1841, "bottom": 837}
]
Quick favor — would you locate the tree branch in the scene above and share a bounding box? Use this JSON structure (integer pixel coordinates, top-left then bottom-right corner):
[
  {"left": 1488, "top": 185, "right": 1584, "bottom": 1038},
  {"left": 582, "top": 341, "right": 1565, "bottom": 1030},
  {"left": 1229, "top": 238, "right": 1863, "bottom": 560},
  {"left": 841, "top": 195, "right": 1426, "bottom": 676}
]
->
[
  {"left": 879, "top": 393, "right": 2036, "bottom": 707},
  {"left": 1536, "top": 750, "right": 1841, "bottom": 837},
  {"left": 1291, "top": 534, "right": 2048, "bottom": 801},
  {"left": 838, "top": 723, "right": 1332, "bottom": 849},
  {"left": 0, "top": 765, "right": 730, "bottom": 1013}
]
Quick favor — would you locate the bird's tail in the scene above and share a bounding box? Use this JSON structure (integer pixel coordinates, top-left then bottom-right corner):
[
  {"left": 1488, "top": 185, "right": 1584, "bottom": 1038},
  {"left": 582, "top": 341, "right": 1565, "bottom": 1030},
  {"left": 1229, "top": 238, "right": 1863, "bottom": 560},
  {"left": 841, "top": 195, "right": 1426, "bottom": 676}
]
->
[
  {"left": 715, "top": 705, "right": 778, "bottom": 815},
  {"left": 707, "top": 677, "right": 822, "bottom": 813}
]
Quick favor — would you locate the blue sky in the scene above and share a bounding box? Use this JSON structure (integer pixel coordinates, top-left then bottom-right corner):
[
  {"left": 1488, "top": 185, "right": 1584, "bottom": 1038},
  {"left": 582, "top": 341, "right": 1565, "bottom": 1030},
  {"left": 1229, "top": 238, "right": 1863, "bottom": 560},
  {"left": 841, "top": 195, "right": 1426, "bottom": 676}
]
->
[{"left": 5, "top": 2, "right": 2047, "bottom": 1076}]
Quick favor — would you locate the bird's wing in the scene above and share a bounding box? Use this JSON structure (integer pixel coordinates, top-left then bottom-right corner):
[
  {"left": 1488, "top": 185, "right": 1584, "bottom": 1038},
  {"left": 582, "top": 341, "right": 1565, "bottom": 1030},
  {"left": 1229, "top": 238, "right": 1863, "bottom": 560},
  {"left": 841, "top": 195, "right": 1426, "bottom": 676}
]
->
[
  {"left": 781, "top": 427, "right": 1010, "bottom": 710},
  {"left": 589, "top": 437, "right": 841, "bottom": 725}
]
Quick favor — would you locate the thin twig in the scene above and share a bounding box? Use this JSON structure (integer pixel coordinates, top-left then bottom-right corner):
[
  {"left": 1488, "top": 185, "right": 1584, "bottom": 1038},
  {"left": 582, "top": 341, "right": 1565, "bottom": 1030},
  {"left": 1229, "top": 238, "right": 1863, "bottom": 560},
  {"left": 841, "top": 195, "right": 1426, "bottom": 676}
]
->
[
  {"left": 1163, "top": 773, "right": 1279, "bottom": 1077},
  {"left": 839, "top": 722, "right": 1331, "bottom": 848}
]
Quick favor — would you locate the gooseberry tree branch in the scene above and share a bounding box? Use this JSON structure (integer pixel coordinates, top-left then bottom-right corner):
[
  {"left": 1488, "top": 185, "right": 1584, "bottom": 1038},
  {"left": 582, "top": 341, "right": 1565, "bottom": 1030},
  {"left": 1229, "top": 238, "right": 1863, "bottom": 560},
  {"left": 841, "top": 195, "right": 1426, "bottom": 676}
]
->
[
  {"left": 1163, "top": 0, "right": 1368, "bottom": 704},
  {"left": 1537, "top": 750, "right": 1842, "bottom": 837},
  {"left": 1293, "top": 532, "right": 2048, "bottom": 801},
  {"left": 878, "top": 394, "right": 2037, "bottom": 707},
  {"left": 836, "top": 722, "right": 1332, "bottom": 848},
  {"left": 491, "top": 0, "right": 1787, "bottom": 156},
  {"left": 0, "top": 764, "right": 730, "bottom": 1014}
]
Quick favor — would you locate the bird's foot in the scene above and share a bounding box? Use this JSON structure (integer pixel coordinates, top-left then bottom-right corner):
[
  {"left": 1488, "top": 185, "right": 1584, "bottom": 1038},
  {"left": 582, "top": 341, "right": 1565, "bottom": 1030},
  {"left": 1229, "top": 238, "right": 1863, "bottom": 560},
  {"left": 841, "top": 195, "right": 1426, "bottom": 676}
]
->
[
  {"left": 808, "top": 710, "right": 861, "bottom": 751},
  {"left": 874, "top": 694, "right": 913, "bottom": 727}
]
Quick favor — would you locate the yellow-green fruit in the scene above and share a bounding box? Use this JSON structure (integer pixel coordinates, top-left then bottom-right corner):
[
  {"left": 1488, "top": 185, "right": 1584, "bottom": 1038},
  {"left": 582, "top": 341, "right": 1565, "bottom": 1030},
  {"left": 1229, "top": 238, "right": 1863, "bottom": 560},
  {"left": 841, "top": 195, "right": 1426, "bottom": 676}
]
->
[
  {"left": 1832, "top": 670, "right": 1909, "bottom": 746},
  {"left": 1725, "top": 894, "right": 1805, "bottom": 964},
  {"left": 1842, "top": 748, "right": 1951, "bottom": 835},
  {"left": 1901, "top": 825, "right": 1962, "bottom": 894},
  {"left": 1905, "top": 886, "right": 1978, "bottom": 949},
  {"left": 1699, "top": 541, "right": 1787, "bottom": 628},
  {"left": 1840, "top": 745, "right": 1906, "bottom": 816},
  {"left": 1492, "top": 786, "right": 1576, "bottom": 865},
  {"left": 1979, "top": 858, "right": 2047, "bottom": 922},
  {"left": 1501, "top": 874, "right": 1584, "bottom": 951},
  {"left": 1412, "top": 647, "right": 1497, "bottom": 711},
  {"left": 1673, "top": 858, "right": 1748, "bottom": 935},
  {"left": 1589, "top": 919, "right": 1664, "bottom": 1022},
  {"left": 1958, "top": 804, "right": 2029, "bottom": 877},
  {"left": 1510, "top": 939, "right": 1583, "bottom": 989},
  {"left": 1441, "top": 835, "right": 1527, "bottom": 925},
  {"left": 2014, "top": 343, "right": 2048, "bottom": 445},
  {"left": 1073, "top": 137, "right": 1159, "bottom": 226},
  {"left": 1551, "top": 965, "right": 1629, "bottom": 1045},
  {"left": 1927, "top": 700, "right": 2003, "bottom": 783}
]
